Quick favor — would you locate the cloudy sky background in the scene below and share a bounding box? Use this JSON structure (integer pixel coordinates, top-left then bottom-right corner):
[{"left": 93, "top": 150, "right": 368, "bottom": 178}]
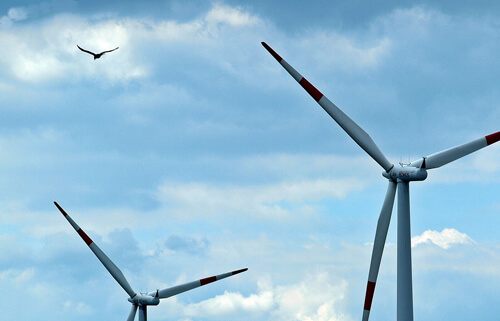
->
[{"left": 1, "top": 0, "right": 499, "bottom": 320}]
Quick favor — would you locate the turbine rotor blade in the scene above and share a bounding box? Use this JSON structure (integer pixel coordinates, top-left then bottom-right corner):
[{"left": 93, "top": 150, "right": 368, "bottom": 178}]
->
[
  {"left": 149, "top": 268, "right": 248, "bottom": 299},
  {"left": 127, "top": 304, "right": 138, "bottom": 321},
  {"left": 262, "top": 42, "right": 393, "bottom": 172},
  {"left": 54, "top": 202, "right": 137, "bottom": 299},
  {"left": 362, "top": 181, "right": 397, "bottom": 321},
  {"left": 410, "top": 131, "right": 500, "bottom": 169}
]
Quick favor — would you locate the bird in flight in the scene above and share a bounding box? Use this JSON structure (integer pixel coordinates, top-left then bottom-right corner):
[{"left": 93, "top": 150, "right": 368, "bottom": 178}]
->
[{"left": 77, "top": 45, "right": 119, "bottom": 60}]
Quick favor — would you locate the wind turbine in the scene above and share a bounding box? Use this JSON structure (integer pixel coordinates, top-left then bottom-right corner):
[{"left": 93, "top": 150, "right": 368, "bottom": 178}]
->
[
  {"left": 262, "top": 42, "right": 500, "bottom": 321},
  {"left": 54, "top": 201, "right": 248, "bottom": 321}
]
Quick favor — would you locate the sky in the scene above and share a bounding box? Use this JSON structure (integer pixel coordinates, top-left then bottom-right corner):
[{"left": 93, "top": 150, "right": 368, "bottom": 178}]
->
[{"left": 0, "top": 0, "right": 499, "bottom": 320}]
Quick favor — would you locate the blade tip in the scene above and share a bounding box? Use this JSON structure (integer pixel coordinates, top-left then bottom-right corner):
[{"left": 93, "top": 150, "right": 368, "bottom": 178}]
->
[
  {"left": 53, "top": 201, "right": 67, "bottom": 216},
  {"left": 261, "top": 42, "right": 282, "bottom": 62},
  {"left": 232, "top": 268, "right": 248, "bottom": 275}
]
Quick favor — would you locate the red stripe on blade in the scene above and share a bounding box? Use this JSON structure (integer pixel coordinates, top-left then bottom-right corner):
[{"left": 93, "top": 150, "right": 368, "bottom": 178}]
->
[
  {"left": 232, "top": 268, "right": 248, "bottom": 275},
  {"left": 261, "top": 42, "right": 282, "bottom": 62},
  {"left": 77, "top": 228, "right": 93, "bottom": 246},
  {"left": 364, "top": 281, "right": 376, "bottom": 311},
  {"left": 200, "top": 276, "right": 217, "bottom": 286},
  {"left": 486, "top": 131, "right": 500, "bottom": 145},
  {"left": 299, "top": 78, "right": 323, "bottom": 102}
]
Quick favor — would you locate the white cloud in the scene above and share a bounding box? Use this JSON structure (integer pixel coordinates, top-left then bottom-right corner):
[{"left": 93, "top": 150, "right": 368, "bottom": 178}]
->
[
  {"left": 0, "top": 4, "right": 499, "bottom": 321},
  {"left": 165, "top": 235, "right": 210, "bottom": 256},
  {"left": 63, "top": 301, "right": 93, "bottom": 315},
  {"left": 409, "top": 229, "right": 500, "bottom": 278},
  {"left": 156, "top": 178, "right": 365, "bottom": 220},
  {"left": 162, "top": 273, "right": 353, "bottom": 321},
  {"left": 183, "top": 289, "right": 273, "bottom": 317},
  {"left": 298, "top": 32, "right": 392, "bottom": 72},
  {"left": 378, "top": 6, "right": 449, "bottom": 35},
  {"left": 0, "top": 3, "right": 266, "bottom": 84},
  {"left": 271, "top": 273, "right": 352, "bottom": 321},
  {"left": 412, "top": 228, "right": 475, "bottom": 249},
  {"left": 0, "top": 268, "right": 35, "bottom": 284},
  {"left": 205, "top": 4, "right": 261, "bottom": 27},
  {"left": 0, "top": 7, "right": 29, "bottom": 28},
  {"left": 8, "top": 7, "right": 28, "bottom": 21}
]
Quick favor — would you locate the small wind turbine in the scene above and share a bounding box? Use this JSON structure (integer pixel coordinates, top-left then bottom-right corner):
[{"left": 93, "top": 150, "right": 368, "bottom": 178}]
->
[
  {"left": 54, "top": 202, "right": 247, "bottom": 321},
  {"left": 262, "top": 42, "right": 500, "bottom": 321}
]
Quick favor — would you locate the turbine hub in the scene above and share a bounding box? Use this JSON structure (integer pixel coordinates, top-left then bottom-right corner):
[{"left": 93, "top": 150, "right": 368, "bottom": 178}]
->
[
  {"left": 383, "top": 164, "right": 428, "bottom": 181},
  {"left": 128, "top": 294, "right": 160, "bottom": 306}
]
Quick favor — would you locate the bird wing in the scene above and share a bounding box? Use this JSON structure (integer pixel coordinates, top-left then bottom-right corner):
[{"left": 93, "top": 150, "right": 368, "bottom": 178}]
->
[
  {"left": 77, "top": 45, "right": 96, "bottom": 56},
  {"left": 100, "top": 47, "right": 119, "bottom": 55}
]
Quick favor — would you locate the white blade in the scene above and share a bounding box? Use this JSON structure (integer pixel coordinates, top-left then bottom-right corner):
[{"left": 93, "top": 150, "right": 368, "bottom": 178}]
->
[
  {"left": 148, "top": 268, "right": 247, "bottom": 299},
  {"left": 127, "top": 304, "right": 138, "bottom": 321},
  {"left": 262, "top": 42, "right": 393, "bottom": 172},
  {"left": 410, "top": 131, "right": 500, "bottom": 169},
  {"left": 54, "top": 202, "right": 137, "bottom": 299},
  {"left": 362, "top": 181, "right": 397, "bottom": 321}
]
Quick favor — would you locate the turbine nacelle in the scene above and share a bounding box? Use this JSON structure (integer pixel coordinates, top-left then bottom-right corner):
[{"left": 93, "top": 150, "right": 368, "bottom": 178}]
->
[
  {"left": 128, "top": 294, "right": 160, "bottom": 306},
  {"left": 383, "top": 164, "right": 428, "bottom": 181}
]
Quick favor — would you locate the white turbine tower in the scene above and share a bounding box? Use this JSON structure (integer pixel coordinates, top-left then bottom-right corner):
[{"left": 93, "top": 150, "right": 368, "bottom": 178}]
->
[
  {"left": 54, "top": 202, "right": 248, "bottom": 321},
  {"left": 262, "top": 42, "right": 500, "bottom": 321}
]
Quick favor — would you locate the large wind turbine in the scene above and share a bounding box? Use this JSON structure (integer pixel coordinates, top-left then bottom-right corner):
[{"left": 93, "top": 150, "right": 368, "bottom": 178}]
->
[
  {"left": 262, "top": 42, "right": 500, "bottom": 321},
  {"left": 54, "top": 201, "right": 247, "bottom": 321}
]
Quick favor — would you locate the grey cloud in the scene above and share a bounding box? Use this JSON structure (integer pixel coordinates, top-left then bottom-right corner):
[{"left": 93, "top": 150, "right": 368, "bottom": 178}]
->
[
  {"left": 165, "top": 234, "right": 210, "bottom": 256},
  {"left": 105, "top": 228, "right": 144, "bottom": 271}
]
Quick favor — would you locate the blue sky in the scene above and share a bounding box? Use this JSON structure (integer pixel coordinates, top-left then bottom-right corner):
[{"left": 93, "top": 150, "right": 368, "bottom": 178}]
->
[{"left": 1, "top": 1, "right": 499, "bottom": 320}]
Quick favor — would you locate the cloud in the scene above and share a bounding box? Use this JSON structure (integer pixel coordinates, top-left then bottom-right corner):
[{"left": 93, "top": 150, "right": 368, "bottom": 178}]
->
[
  {"left": 8, "top": 7, "right": 28, "bottom": 21},
  {"left": 0, "top": 4, "right": 499, "bottom": 320},
  {"left": 296, "top": 32, "right": 392, "bottom": 73},
  {"left": 0, "top": 15, "right": 135, "bottom": 83},
  {"left": 412, "top": 228, "right": 476, "bottom": 249},
  {"left": 104, "top": 228, "right": 144, "bottom": 271},
  {"left": 183, "top": 288, "right": 273, "bottom": 317},
  {"left": 0, "top": 7, "right": 28, "bottom": 27},
  {"left": 1, "top": 14, "right": 147, "bottom": 83},
  {"left": 270, "top": 273, "right": 352, "bottom": 321},
  {"left": 205, "top": 3, "right": 261, "bottom": 27},
  {"left": 63, "top": 301, "right": 93, "bottom": 315},
  {"left": 0, "top": 3, "right": 267, "bottom": 85},
  {"left": 155, "top": 178, "right": 365, "bottom": 220},
  {"left": 403, "top": 228, "right": 500, "bottom": 278},
  {"left": 165, "top": 235, "right": 210, "bottom": 256},
  {"left": 0, "top": 268, "right": 35, "bottom": 284},
  {"left": 164, "top": 273, "right": 353, "bottom": 321}
]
